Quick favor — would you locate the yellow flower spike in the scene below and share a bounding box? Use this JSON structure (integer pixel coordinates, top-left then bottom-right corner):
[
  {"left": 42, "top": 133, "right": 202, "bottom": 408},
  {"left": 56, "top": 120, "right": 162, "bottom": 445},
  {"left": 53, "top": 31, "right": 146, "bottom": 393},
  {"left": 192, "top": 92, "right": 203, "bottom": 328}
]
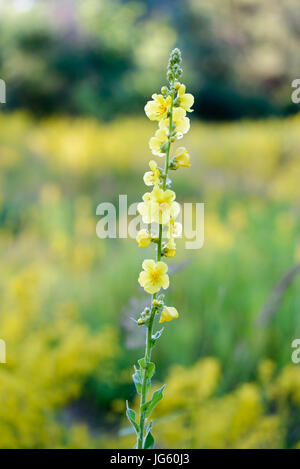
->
[
  {"left": 159, "top": 306, "right": 179, "bottom": 323},
  {"left": 178, "top": 83, "right": 194, "bottom": 112},
  {"left": 174, "top": 147, "right": 191, "bottom": 168},
  {"left": 143, "top": 160, "right": 160, "bottom": 186},
  {"left": 149, "top": 128, "right": 168, "bottom": 157},
  {"left": 144, "top": 93, "right": 171, "bottom": 121},
  {"left": 131, "top": 49, "right": 191, "bottom": 449},
  {"left": 136, "top": 229, "right": 152, "bottom": 248},
  {"left": 138, "top": 259, "right": 169, "bottom": 294},
  {"left": 159, "top": 107, "right": 190, "bottom": 136}
]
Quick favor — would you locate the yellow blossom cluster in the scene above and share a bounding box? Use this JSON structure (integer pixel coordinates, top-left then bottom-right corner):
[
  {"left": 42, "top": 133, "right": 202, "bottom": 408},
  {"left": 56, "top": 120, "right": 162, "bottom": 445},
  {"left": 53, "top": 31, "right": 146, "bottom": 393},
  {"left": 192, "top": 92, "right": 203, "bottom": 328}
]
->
[
  {"left": 136, "top": 50, "right": 194, "bottom": 311},
  {"left": 0, "top": 265, "right": 118, "bottom": 448},
  {"left": 129, "top": 49, "right": 194, "bottom": 449}
]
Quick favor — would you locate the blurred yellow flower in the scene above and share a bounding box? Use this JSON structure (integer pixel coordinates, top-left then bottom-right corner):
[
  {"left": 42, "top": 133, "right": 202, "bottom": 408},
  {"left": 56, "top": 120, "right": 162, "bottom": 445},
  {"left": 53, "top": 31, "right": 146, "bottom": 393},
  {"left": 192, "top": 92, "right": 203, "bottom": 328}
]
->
[
  {"left": 136, "top": 229, "right": 151, "bottom": 248},
  {"left": 149, "top": 128, "right": 168, "bottom": 157},
  {"left": 143, "top": 160, "right": 160, "bottom": 186},
  {"left": 138, "top": 186, "right": 180, "bottom": 225},
  {"left": 177, "top": 83, "right": 194, "bottom": 112},
  {"left": 159, "top": 306, "right": 179, "bottom": 323},
  {"left": 164, "top": 239, "right": 177, "bottom": 258},
  {"left": 159, "top": 107, "right": 190, "bottom": 136},
  {"left": 174, "top": 146, "right": 191, "bottom": 168},
  {"left": 151, "top": 186, "right": 180, "bottom": 224},
  {"left": 137, "top": 192, "right": 153, "bottom": 224},
  {"left": 138, "top": 259, "right": 169, "bottom": 294},
  {"left": 144, "top": 94, "right": 171, "bottom": 121}
]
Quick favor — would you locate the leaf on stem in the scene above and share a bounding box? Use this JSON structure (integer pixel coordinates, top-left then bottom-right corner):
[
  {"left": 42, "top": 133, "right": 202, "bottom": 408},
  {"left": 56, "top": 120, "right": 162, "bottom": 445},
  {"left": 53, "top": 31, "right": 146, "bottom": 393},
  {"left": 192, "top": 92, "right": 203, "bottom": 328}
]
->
[
  {"left": 132, "top": 366, "right": 143, "bottom": 394},
  {"left": 143, "top": 421, "right": 155, "bottom": 449},
  {"left": 141, "top": 384, "right": 166, "bottom": 419},
  {"left": 138, "top": 358, "right": 155, "bottom": 379},
  {"left": 126, "top": 401, "right": 140, "bottom": 435},
  {"left": 151, "top": 328, "right": 164, "bottom": 347}
]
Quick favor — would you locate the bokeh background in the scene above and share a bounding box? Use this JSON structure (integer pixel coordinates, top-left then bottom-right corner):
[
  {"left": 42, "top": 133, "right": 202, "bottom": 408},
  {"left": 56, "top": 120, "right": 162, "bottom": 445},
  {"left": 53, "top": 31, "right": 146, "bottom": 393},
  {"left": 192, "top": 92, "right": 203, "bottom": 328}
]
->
[{"left": 0, "top": 0, "right": 300, "bottom": 449}]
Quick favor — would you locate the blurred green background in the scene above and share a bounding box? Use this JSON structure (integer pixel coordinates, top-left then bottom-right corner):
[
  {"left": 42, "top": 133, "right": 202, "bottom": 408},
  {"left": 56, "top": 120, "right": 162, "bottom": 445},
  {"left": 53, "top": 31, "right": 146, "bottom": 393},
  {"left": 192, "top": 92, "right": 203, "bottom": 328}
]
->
[{"left": 0, "top": 0, "right": 299, "bottom": 449}]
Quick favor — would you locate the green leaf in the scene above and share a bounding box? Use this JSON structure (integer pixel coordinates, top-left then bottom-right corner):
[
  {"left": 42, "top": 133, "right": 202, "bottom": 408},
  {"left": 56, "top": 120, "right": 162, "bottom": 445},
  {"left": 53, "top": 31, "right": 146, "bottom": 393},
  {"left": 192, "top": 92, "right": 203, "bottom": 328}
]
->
[
  {"left": 144, "top": 431, "right": 155, "bottom": 449},
  {"left": 141, "top": 384, "right": 165, "bottom": 419},
  {"left": 146, "top": 361, "right": 155, "bottom": 379},
  {"left": 143, "top": 422, "right": 155, "bottom": 449},
  {"left": 138, "top": 359, "right": 155, "bottom": 379},
  {"left": 138, "top": 358, "right": 146, "bottom": 368},
  {"left": 132, "top": 366, "right": 143, "bottom": 394},
  {"left": 151, "top": 328, "right": 164, "bottom": 346},
  {"left": 146, "top": 378, "right": 151, "bottom": 394},
  {"left": 126, "top": 401, "right": 139, "bottom": 435}
]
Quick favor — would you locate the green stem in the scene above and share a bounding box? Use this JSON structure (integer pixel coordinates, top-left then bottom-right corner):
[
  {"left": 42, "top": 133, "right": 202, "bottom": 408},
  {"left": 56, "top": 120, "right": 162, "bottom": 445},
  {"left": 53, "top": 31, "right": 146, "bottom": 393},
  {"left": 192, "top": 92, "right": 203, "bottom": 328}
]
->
[
  {"left": 137, "top": 297, "right": 156, "bottom": 448},
  {"left": 137, "top": 85, "right": 175, "bottom": 449}
]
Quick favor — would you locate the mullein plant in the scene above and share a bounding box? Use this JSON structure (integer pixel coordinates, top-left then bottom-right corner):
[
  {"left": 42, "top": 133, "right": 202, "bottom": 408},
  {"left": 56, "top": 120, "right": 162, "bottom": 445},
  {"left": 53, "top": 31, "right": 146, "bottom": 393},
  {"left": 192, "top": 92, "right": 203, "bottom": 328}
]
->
[{"left": 126, "top": 49, "right": 193, "bottom": 449}]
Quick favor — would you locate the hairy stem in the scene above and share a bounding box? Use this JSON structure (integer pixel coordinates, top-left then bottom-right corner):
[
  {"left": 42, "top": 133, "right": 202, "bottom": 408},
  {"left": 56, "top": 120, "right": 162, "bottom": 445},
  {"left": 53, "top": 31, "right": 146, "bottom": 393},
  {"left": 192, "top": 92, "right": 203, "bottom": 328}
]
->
[{"left": 137, "top": 85, "right": 174, "bottom": 449}]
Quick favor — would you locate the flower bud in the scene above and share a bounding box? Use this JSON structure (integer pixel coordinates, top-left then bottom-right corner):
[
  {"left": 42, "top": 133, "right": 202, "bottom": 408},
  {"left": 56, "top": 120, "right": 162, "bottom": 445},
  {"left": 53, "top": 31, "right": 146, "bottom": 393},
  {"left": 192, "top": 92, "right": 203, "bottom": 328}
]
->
[
  {"left": 159, "top": 306, "right": 179, "bottom": 323},
  {"left": 174, "top": 147, "right": 191, "bottom": 168},
  {"left": 163, "top": 240, "right": 176, "bottom": 258},
  {"left": 136, "top": 229, "right": 151, "bottom": 248}
]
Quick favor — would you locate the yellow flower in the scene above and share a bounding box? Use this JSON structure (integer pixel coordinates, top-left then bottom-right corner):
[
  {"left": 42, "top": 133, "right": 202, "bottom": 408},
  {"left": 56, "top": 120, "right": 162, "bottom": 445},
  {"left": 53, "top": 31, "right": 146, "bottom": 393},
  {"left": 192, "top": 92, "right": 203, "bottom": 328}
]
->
[
  {"left": 159, "top": 107, "right": 190, "bottom": 136},
  {"left": 138, "top": 259, "right": 169, "bottom": 294},
  {"left": 136, "top": 229, "right": 152, "bottom": 248},
  {"left": 150, "top": 185, "right": 180, "bottom": 225},
  {"left": 159, "top": 306, "right": 179, "bottom": 323},
  {"left": 137, "top": 192, "right": 153, "bottom": 224},
  {"left": 174, "top": 147, "right": 191, "bottom": 168},
  {"left": 178, "top": 83, "right": 194, "bottom": 112},
  {"left": 164, "top": 239, "right": 177, "bottom": 258},
  {"left": 138, "top": 186, "right": 180, "bottom": 225},
  {"left": 149, "top": 128, "right": 168, "bottom": 157},
  {"left": 144, "top": 94, "right": 171, "bottom": 121},
  {"left": 143, "top": 160, "right": 160, "bottom": 186}
]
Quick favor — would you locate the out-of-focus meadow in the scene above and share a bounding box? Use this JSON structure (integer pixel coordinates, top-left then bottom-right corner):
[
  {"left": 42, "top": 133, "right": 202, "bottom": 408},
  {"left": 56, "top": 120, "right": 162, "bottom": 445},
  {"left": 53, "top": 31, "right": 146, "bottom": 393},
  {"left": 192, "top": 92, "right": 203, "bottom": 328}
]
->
[{"left": 0, "top": 0, "right": 300, "bottom": 449}]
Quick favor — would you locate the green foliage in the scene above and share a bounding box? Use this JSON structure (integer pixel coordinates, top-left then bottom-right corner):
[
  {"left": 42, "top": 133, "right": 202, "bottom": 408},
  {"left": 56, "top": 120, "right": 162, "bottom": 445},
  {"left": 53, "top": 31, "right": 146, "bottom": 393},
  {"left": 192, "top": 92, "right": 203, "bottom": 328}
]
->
[
  {"left": 0, "top": 111, "right": 299, "bottom": 447},
  {"left": 126, "top": 402, "right": 140, "bottom": 435},
  {"left": 151, "top": 328, "right": 164, "bottom": 347},
  {"left": 144, "top": 422, "right": 155, "bottom": 449},
  {"left": 142, "top": 385, "right": 165, "bottom": 419},
  {"left": 1, "top": 0, "right": 299, "bottom": 119}
]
